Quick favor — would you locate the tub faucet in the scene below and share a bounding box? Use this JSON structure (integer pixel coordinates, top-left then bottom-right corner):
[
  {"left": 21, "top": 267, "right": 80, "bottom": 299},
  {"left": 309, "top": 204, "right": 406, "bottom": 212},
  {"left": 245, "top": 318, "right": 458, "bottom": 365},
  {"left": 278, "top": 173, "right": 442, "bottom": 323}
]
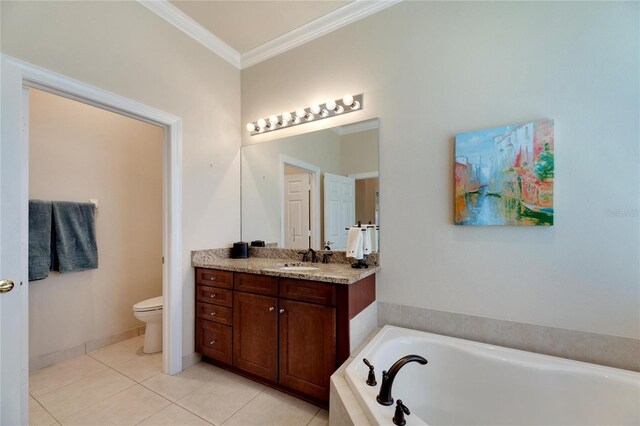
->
[{"left": 376, "top": 354, "right": 428, "bottom": 406}]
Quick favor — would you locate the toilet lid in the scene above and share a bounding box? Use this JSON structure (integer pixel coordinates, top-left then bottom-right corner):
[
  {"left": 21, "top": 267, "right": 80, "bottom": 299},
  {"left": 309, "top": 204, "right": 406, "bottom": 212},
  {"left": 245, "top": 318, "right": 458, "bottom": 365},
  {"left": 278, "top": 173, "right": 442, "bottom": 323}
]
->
[{"left": 134, "top": 296, "right": 163, "bottom": 312}]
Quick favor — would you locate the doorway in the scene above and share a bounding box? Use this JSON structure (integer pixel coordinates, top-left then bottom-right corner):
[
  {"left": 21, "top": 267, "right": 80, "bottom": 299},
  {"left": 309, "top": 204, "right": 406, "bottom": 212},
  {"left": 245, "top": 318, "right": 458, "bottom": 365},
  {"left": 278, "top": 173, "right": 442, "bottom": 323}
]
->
[{"left": 0, "top": 55, "right": 183, "bottom": 424}]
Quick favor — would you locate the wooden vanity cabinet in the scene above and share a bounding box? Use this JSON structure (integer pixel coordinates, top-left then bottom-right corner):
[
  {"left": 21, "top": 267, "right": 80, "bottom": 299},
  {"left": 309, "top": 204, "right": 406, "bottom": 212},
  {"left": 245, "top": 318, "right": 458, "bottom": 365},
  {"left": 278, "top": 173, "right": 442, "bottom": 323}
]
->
[{"left": 195, "top": 267, "right": 375, "bottom": 405}]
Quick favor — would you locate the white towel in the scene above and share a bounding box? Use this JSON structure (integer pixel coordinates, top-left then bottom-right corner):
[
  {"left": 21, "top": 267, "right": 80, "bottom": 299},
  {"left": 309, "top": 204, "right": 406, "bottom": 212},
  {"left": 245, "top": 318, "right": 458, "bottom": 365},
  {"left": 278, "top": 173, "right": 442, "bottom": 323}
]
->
[
  {"left": 367, "top": 227, "right": 378, "bottom": 253},
  {"left": 346, "top": 227, "right": 363, "bottom": 259},
  {"left": 362, "top": 228, "right": 372, "bottom": 255}
]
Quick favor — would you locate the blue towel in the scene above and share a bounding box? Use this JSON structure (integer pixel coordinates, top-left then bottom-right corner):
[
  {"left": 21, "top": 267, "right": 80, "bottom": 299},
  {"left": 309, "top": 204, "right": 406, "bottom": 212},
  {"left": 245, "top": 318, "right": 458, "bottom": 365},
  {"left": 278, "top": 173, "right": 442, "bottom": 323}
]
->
[
  {"left": 52, "top": 201, "right": 98, "bottom": 273},
  {"left": 28, "top": 200, "right": 53, "bottom": 281}
]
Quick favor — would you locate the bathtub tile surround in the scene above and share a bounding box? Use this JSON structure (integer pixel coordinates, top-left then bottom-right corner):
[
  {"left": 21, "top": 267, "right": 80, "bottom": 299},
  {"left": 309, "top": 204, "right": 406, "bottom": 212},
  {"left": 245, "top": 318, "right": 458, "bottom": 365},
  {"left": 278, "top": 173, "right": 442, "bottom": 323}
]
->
[
  {"left": 350, "top": 302, "right": 378, "bottom": 353},
  {"left": 379, "top": 302, "right": 640, "bottom": 372}
]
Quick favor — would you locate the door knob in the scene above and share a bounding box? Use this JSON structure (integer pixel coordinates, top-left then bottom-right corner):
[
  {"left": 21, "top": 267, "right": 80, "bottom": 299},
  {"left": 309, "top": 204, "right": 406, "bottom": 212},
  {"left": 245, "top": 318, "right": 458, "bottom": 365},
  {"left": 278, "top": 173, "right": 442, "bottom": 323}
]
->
[{"left": 0, "top": 280, "right": 14, "bottom": 293}]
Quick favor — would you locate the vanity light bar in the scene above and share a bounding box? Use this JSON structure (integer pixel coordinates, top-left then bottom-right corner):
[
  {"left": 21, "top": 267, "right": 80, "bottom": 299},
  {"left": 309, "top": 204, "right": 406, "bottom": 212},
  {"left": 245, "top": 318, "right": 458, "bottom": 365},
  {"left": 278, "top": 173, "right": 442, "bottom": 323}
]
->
[{"left": 245, "top": 94, "right": 364, "bottom": 136}]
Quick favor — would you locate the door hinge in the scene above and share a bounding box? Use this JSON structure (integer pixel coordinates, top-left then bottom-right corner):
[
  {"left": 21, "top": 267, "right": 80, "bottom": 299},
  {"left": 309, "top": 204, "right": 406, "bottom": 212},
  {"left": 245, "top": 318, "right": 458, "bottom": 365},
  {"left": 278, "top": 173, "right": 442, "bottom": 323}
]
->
[{"left": 162, "top": 257, "right": 165, "bottom": 264}]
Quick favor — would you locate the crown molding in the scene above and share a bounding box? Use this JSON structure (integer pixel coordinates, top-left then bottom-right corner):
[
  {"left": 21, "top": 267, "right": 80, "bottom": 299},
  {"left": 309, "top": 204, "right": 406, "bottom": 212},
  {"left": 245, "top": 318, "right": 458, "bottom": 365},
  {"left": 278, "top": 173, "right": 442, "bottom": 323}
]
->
[
  {"left": 332, "top": 118, "right": 379, "bottom": 135},
  {"left": 241, "top": 0, "right": 401, "bottom": 69},
  {"left": 137, "top": 0, "right": 241, "bottom": 69}
]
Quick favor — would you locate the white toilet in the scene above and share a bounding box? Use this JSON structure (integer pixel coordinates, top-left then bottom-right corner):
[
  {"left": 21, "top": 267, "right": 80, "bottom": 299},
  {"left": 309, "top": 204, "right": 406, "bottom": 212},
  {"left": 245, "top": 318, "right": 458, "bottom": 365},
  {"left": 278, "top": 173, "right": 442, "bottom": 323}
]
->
[{"left": 133, "top": 296, "right": 163, "bottom": 354}]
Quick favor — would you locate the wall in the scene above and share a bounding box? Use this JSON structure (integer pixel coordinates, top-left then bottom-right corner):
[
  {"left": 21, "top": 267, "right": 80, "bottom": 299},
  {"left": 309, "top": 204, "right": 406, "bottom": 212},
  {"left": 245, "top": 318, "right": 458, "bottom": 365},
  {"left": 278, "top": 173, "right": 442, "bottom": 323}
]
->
[
  {"left": 1, "top": 0, "right": 241, "bottom": 359},
  {"left": 242, "top": 129, "right": 341, "bottom": 245},
  {"left": 28, "top": 89, "right": 162, "bottom": 363},
  {"left": 340, "top": 129, "right": 379, "bottom": 176},
  {"left": 242, "top": 2, "right": 640, "bottom": 339},
  {"left": 355, "top": 178, "right": 378, "bottom": 225}
]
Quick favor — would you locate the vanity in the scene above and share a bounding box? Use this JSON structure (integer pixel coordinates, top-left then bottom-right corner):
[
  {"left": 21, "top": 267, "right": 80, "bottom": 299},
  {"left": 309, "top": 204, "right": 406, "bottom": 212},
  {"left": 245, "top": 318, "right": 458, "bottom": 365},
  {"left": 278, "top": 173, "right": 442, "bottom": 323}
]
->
[{"left": 192, "top": 252, "right": 378, "bottom": 406}]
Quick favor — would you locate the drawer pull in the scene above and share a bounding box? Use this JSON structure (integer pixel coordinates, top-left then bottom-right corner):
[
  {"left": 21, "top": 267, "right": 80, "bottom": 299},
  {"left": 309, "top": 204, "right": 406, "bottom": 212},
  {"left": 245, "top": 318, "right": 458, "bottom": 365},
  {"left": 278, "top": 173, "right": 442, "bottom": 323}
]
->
[
  {"left": 269, "top": 307, "right": 275, "bottom": 311},
  {"left": 209, "top": 277, "right": 216, "bottom": 280},
  {"left": 210, "top": 294, "right": 216, "bottom": 298},
  {"left": 209, "top": 340, "right": 216, "bottom": 345},
  {"left": 279, "top": 308, "right": 285, "bottom": 314},
  {"left": 210, "top": 312, "right": 216, "bottom": 316}
]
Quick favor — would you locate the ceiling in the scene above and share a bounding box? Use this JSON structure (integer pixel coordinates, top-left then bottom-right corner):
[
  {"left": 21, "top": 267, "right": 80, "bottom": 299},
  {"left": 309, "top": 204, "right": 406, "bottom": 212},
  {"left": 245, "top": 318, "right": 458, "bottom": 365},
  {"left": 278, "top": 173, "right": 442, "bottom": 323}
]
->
[{"left": 169, "top": 1, "right": 351, "bottom": 54}]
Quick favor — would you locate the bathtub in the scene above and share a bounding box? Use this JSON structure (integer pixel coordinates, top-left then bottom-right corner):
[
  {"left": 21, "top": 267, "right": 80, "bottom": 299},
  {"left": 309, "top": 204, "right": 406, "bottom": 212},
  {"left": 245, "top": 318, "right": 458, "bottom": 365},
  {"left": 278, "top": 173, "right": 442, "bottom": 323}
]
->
[{"left": 345, "top": 326, "right": 640, "bottom": 425}]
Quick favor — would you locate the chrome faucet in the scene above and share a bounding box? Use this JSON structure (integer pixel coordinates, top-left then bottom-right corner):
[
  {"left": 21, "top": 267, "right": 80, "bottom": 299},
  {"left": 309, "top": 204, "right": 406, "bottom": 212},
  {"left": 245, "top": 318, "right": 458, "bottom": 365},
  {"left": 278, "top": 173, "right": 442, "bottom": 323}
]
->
[{"left": 376, "top": 355, "right": 428, "bottom": 406}]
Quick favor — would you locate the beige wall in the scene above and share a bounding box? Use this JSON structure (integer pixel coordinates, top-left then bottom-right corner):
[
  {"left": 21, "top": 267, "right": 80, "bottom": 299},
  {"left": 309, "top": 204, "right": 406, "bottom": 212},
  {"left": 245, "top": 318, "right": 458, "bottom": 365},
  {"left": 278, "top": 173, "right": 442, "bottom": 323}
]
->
[
  {"left": 242, "top": 2, "right": 640, "bottom": 339},
  {"left": 340, "top": 129, "right": 379, "bottom": 176},
  {"left": 355, "top": 178, "right": 378, "bottom": 225},
  {"left": 1, "top": 0, "right": 241, "bottom": 358},
  {"left": 242, "top": 129, "right": 341, "bottom": 245},
  {"left": 28, "top": 89, "right": 162, "bottom": 360}
]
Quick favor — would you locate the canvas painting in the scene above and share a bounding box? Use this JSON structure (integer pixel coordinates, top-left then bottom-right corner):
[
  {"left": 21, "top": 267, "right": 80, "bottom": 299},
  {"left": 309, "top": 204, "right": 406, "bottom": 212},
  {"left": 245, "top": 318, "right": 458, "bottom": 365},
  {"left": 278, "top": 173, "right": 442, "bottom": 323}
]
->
[{"left": 455, "top": 120, "right": 554, "bottom": 226}]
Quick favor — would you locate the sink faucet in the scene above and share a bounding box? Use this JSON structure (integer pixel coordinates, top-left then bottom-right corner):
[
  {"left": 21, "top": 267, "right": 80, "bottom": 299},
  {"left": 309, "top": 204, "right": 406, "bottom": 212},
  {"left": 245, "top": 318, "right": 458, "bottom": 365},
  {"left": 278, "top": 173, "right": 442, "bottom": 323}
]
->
[
  {"left": 376, "top": 355, "right": 428, "bottom": 406},
  {"left": 298, "top": 248, "right": 317, "bottom": 263}
]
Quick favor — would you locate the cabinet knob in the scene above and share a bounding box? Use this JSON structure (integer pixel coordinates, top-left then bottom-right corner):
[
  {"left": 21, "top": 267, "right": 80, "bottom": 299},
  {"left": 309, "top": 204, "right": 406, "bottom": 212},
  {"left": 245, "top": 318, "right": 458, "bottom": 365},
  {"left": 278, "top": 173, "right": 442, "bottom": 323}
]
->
[
  {"left": 209, "top": 277, "right": 216, "bottom": 280},
  {"left": 209, "top": 340, "right": 216, "bottom": 345},
  {"left": 210, "top": 294, "right": 216, "bottom": 298},
  {"left": 210, "top": 312, "right": 215, "bottom": 316},
  {"left": 279, "top": 308, "right": 285, "bottom": 314},
  {"left": 269, "top": 307, "right": 275, "bottom": 311}
]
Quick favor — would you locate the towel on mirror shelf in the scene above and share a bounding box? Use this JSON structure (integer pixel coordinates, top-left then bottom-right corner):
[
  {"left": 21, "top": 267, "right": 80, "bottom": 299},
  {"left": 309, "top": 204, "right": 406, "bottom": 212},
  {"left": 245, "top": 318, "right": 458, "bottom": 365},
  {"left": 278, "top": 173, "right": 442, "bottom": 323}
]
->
[
  {"left": 367, "top": 226, "right": 378, "bottom": 253},
  {"left": 346, "top": 227, "right": 363, "bottom": 259},
  {"left": 28, "top": 200, "right": 53, "bottom": 281},
  {"left": 52, "top": 201, "right": 98, "bottom": 273},
  {"left": 362, "top": 227, "right": 372, "bottom": 255}
]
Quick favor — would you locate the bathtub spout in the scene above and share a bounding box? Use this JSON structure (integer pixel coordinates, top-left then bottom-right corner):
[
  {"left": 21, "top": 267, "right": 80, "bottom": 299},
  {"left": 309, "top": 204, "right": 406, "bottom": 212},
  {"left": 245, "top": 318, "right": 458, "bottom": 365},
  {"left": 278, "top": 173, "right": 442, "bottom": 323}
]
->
[{"left": 376, "top": 354, "right": 428, "bottom": 406}]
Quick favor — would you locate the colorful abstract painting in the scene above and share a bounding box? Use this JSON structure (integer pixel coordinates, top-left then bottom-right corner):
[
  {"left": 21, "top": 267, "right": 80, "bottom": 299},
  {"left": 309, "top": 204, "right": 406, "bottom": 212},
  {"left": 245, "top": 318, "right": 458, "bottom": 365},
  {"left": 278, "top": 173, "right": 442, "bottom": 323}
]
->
[{"left": 455, "top": 120, "right": 554, "bottom": 226}]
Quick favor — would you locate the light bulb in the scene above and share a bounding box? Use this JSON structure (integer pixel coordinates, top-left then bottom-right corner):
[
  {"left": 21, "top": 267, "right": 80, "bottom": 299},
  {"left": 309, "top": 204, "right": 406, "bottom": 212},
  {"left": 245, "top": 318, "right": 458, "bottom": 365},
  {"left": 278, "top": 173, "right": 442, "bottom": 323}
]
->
[
  {"left": 282, "top": 111, "right": 292, "bottom": 122},
  {"left": 326, "top": 100, "right": 337, "bottom": 111},
  {"left": 335, "top": 105, "right": 344, "bottom": 114},
  {"left": 257, "top": 118, "right": 267, "bottom": 129},
  {"left": 343, "top": 94, "right": 354, "bottom": 106},
  {"left": 269, "top": 115, "right": 279, "bottom": 126},
  {"left": 350, "top": 100, "right": 360, "bottom": 110},
  {"left": 320, "top": 109, "right": 329, "bottom": 118},
  {"left": 295, "top": 108, "right": 306, "bottom": 118},
  {"left": 310, "top": 104, "right": 321, "bottom": 115},
  {"left": 305, "top": 113, "right": 315, "bottom": 121},
  {"left": 245, "top": 123, "right": 256, "bottom": 132}
]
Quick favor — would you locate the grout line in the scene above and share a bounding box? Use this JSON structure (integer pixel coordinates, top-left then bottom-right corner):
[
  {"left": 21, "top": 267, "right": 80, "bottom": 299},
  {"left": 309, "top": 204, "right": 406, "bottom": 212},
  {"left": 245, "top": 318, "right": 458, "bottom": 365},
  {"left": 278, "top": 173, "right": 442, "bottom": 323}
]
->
[
  {"left": 32, "top": 393, "right": 61, "bottom": 425},
  {"left": 218, "top": 384, "right": 268, "bottom": 425},
  {"left": 56, "top": 382, "right": 138, "bottom": 424},
  {"left": 305, "top": 408, "right": 322, "bottom": 425}
]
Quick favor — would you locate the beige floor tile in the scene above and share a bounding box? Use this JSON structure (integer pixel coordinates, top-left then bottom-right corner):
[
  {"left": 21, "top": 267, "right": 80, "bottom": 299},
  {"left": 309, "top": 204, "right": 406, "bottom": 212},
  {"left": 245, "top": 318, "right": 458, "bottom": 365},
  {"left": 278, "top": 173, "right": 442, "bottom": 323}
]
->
[
  {"left": 29, "top": 395, "right": 58, "bottom": 426},
  {"left": 30, "top": 355, "right": 107, "bottom": 397},
  {"left": 223, "top": 388, "right": 318, "bottom": 426},
  {"left": 142, "top": 363, "right": 224, "bottom": 402},
  {"left": 138, "top": 404, "right": 212, "bottom": 426},
  {"left": 61, "top": 384, "right": 170, "bottom": 425},
  {"left": 35, "top": 368, "right": 135, "bottom": 420},
  {"left": 307, "top": 409, "right": 328, "bottom": 426},
  {"left": 87, "top": 336, "right": 144, "bottom": 367},
  {"left": 176, "top": 371, "right": 265, "bottom": 425},
  {"left": 111, "top": 352, "right": 163, "bottom": 383}
]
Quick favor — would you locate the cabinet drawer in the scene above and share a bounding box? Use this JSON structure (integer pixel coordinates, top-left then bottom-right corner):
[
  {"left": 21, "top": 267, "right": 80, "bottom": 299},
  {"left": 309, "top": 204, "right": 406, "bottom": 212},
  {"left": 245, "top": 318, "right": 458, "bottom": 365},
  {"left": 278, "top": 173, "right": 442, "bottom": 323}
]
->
[
  {"left": 196, "top": 268, "right": 233, "bottom": 289},
  {"left": 234, "top": 273, "right": 278, "bottom": 296},
  {"left": 196, "top": 319, "right": 232, "bottom": 364},
  {"left": 279, "top": 278, "right": 336, "bottom": 306},
  {"left": 196, "top": 286, "right": 233, "bottom": 308},
  {"left": 196, "top": 302, "right": 233, "bottom": 326}
]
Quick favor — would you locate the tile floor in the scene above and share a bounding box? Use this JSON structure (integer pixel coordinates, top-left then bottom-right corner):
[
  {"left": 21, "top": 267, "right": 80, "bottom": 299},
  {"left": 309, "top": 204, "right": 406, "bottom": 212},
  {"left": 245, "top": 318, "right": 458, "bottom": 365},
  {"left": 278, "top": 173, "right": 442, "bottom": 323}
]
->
[{"left": 29, "top": 336, "right": 329, "bottom": 426}]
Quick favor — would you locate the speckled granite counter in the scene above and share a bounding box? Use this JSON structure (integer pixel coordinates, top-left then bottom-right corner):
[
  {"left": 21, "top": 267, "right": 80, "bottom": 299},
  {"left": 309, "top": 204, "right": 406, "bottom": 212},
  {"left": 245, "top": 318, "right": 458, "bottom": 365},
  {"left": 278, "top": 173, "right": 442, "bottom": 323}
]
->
[{"left": 192, "top": 248, "right": 379, "bottom": 285}]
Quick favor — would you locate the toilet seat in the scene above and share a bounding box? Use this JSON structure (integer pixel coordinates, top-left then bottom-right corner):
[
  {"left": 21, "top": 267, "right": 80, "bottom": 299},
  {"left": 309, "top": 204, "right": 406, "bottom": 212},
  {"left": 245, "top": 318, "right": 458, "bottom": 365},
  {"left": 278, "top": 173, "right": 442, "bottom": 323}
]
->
[{"left": 133, "top": 296, "right": 163, "bottom": 312}]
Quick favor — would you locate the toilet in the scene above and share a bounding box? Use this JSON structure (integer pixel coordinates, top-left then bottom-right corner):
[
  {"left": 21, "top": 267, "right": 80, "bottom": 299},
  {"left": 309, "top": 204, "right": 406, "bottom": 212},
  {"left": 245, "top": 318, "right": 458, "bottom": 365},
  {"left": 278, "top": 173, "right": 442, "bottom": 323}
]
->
[{"left": 133, "top": 296, "right": 163, "bottom": 354}]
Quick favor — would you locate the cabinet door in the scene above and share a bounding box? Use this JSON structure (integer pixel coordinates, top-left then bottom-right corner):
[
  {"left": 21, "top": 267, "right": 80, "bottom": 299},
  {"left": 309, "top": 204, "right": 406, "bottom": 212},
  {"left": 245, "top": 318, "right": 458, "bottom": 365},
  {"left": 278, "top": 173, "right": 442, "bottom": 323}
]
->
[
  {"left": 279, "top": 299, "right": 336, "bottom": 401},
  {"left": 233, "top": 292, "right": 278, "bottom": 381}
]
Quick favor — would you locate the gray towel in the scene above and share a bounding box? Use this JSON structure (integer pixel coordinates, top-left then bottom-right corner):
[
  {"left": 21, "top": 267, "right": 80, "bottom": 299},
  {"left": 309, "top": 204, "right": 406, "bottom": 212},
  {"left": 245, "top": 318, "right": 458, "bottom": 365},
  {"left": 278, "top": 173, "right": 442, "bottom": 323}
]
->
[
  {"left": 29, "top": 200, "right": 53, "bottom": 281},
  {"left": 52, "top": 201, "right": 98, "bottom": 273}
]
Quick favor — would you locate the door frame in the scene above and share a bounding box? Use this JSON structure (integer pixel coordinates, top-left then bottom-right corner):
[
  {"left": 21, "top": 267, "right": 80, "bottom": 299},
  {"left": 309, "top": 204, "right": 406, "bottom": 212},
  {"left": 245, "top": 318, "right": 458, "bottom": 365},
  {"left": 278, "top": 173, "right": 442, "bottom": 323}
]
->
[
  {"left": 279, "top": 155, "right": 320, "bottom": 250},
  {"left": 1, "top": 54, "right": 183, "bottom": 421},
  {"left": 348, "top": 171, "right": 379, "bottom": 180}
]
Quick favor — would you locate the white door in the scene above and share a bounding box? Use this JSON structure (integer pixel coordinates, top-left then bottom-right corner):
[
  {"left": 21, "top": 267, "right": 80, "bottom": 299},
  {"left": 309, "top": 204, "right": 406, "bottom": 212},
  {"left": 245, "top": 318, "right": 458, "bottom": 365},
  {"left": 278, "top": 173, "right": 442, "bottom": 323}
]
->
[
  {"left": 284, "top": 174, "right": 310, "bottom": 249},
  {"left": 323, "top": 173, "right": 355, "bottom": 250},
  {"left": 1, "top": 60, "right": 29, "bottom": 425}
]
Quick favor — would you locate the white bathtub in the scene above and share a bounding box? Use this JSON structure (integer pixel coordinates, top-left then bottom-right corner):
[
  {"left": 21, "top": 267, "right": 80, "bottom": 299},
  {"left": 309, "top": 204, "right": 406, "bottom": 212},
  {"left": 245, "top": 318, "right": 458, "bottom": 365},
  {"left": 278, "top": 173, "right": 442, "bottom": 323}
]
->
[{"left": 345, "top": 326, "right": 640, "bottom": 425}]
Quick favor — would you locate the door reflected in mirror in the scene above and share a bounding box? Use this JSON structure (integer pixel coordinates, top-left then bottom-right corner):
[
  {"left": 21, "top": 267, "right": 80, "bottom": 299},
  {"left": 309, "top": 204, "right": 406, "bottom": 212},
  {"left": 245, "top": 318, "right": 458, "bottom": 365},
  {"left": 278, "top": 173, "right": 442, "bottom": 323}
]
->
[{"left": 242, "top": 118, "right": 379, "bottom": 252}]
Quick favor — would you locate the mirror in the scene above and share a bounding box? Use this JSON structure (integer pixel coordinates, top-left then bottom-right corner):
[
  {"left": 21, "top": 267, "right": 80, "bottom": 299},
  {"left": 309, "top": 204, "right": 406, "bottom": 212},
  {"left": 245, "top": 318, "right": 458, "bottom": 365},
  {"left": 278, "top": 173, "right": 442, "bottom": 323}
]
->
[{"left": 241, "top": 118, "right": 379, "bottom": 252}]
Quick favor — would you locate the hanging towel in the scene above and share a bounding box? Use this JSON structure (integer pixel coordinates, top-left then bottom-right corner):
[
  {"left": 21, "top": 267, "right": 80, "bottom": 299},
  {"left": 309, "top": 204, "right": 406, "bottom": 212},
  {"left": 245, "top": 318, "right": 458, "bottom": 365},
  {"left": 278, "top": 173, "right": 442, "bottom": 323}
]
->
[
  {"left": 28, "top": 200, "right": 53, "bottom": 281},
  {"left": 52, "top": 201, "right": 98, "bottom": 273},
  {"left": 369, "top": 227, "right": 379, "bottom": 253},
  {"left": 346, "top": 227, "right": 364, "bottom": 259},
  {"left": 362, "top": 227, "right": 372, "bottom": 255}
]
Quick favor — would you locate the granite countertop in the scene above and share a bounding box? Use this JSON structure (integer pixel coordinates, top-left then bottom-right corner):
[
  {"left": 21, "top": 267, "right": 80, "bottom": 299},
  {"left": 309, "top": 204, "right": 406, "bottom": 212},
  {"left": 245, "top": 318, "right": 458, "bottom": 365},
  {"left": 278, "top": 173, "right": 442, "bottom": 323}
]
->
[{"left": 192, "top": 256, "right": 379, "bottom": 285}]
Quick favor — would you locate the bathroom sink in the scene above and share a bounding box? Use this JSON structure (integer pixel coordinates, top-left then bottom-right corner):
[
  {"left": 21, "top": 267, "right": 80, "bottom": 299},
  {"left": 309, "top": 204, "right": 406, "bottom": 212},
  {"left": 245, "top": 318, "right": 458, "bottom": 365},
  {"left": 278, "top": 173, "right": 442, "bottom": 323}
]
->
[{"left": 278, "top": 266, "right": 320, "bottom": 271}]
